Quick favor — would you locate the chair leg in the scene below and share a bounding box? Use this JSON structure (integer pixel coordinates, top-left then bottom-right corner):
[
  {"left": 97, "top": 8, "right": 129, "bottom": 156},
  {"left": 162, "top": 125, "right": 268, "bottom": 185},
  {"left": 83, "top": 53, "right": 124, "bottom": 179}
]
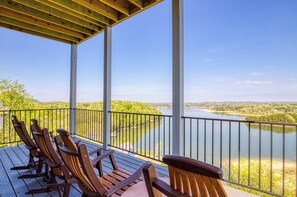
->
[
  {"left": 18, "top": 172, "right": 45, "bottom": 179},
  {"left": 36, "top": 157, "right": 44, "bottom": 174},
  {"left": 25, "top": 187, "right": 54, "bottom": 195},
  {"left": 10, "top": 154, "right": 35, "bottom": 170},
  {"left": 25, "top": 183, "right": 64, "bottom": 195},
  {"left": 10, "top": 165, "right": 33, "bottom": 171},
  {"left": 96, "top": 161, "right": 103, "bottom": 177},
  {"left": 63, "top": 183, "right": 71, "bottom": 197},
  {"left": 43, "top": 165, "right": 57, "bottom": 184}
]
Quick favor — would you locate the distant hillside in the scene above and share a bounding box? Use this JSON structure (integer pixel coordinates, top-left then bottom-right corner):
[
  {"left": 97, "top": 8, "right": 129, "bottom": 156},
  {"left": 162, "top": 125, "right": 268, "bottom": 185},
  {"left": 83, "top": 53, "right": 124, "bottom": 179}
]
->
[{"left": 149, "top": 102, "right": 297, "bottom": 111}]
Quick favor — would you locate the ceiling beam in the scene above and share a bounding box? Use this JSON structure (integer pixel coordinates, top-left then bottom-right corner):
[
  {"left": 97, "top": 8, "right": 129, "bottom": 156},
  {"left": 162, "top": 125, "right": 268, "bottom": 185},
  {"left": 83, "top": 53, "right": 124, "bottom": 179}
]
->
[
  {"left": 15, "top": 0, "right": 102, "bottom": 31},
  {"left": 98, "top": 0, "right": 130, "bottom": 16},
  {"left": 0, "top": 0, "right": 94, "bottom": 35},
  {"left": 0, "top": 16, "right": 80, "bottom": 43},
  {"left": 128, "top": 0, "right": 143, "bottom": 9},
  {"left": 0, "top": 22, "right": 72, "bottom": 44},
  {"left": 0, "top": 6, "right": 85, "bottom": 39},
  {"left": 73, "top": 0, "right": 118, "bottom": 22},
  {"left": 35, "top": 0, "right": 104, "bottom": 27},
  {"left": 46, "top": 0, "right": 111, "bottom": 26},
  {"left": 118, "top": 0, "right": 160, "bottom": 22},
  {"left": 143, "top": 0, "right": 162, "bottom": 7}
]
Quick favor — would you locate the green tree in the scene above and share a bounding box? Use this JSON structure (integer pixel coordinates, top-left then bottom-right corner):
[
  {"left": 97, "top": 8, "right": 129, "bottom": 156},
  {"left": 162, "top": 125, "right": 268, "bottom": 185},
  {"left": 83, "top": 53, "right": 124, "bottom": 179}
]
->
[{"left": 0, "top": 79, "right": 35, "bottom": 110}]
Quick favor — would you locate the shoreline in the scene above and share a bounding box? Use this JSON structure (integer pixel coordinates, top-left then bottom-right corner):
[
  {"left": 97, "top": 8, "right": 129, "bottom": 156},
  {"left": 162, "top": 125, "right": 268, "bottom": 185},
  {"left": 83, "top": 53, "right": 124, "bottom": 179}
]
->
[{"left": 227, "top": 159, "right": 296, "bottom": 169}]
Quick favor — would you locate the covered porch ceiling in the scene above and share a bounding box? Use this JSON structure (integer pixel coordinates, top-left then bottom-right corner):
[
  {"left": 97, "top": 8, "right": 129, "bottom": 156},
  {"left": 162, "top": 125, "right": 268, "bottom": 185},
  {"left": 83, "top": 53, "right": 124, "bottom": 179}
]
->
[{"left": 0, "top": 0, "right": 163, "bottom": 44}]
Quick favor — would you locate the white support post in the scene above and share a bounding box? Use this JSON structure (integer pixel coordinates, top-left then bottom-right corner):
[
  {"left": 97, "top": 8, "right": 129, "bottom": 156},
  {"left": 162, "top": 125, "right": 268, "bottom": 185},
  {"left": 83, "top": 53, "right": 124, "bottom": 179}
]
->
[
  {"left": 103, "top": 26, "right": 112, "bottom": 150},
  {"left": 70, "top": 44, "right": 77, "bottom": 136},
  {"left": 172, "top": 0, "right": 184, "bottom": 156}
]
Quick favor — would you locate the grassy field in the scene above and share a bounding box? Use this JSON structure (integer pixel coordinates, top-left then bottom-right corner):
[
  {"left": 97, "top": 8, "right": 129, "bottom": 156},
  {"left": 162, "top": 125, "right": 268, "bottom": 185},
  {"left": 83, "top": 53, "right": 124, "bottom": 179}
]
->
[{"left": 227, "top": 159, "right": 296, "bottom": 196}]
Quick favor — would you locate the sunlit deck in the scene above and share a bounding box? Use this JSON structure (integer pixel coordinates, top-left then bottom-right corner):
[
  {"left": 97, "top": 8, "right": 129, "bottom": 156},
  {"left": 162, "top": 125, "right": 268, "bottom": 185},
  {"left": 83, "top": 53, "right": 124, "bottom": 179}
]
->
[
  {"left": 0, "top": 137, "right": 259, "bottom": 197},
  {"left": 0, "top": 137, "right": 169, "bottom": 197}
]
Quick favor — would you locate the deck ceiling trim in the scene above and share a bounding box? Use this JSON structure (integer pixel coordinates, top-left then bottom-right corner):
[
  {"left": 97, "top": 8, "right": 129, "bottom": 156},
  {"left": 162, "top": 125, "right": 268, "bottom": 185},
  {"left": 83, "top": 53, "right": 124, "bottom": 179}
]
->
[{"left": 0, "top": 0, "right": 163, "bottom": 44}]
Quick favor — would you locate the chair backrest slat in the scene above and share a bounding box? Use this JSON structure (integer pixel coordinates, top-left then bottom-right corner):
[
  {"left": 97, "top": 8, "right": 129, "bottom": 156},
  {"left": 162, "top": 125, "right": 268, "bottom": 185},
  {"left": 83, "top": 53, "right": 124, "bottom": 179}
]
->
[
  {"left": 211, "top": 178, "right": 228, "bottom": 197},
  {"left": 30, "top": 119, "right": 67, "bottom": 178},
  {"left": 201, "top": 175, "right": 218, "bottom": 197},
  {"left": 12, "top": 115, "right": 36, "bottom": 149},
  {"left": 181, "top": 170, "right": 190, "bottom": 195},
  {"left": 164, "top": 155, "right": 227, "bottom": 197},
  {"left": 194, "top": 173, "right": 207, "bottom": 197},
  {"left": 57, "top": 136, "right": 95, "bottom": 191},
  {"left": 168, "top": 166, "right": 176, "bottom": 189},
  {"left": 175, "top": 168, "right": 183, "bottom": 192},
  {"left": 56, "top": 129, "right": 107, "bottom": 194},
  {"left": 188, "top": 172, "right": 199, "bottom": 197}
]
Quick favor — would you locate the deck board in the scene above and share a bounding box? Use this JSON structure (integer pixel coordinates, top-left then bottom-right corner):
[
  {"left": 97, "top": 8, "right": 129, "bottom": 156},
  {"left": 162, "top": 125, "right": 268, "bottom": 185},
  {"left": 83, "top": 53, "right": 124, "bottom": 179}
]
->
[
  {"left": 0, "top": 138, "right": 169, "bottom": 196},
  {"left": 0, "top": 147, "right": 32, "bottom": 197},
  {"left": 6, "top": 146, "right": 51, "bottom": 197},
  {"left": 0, "top": 156, "right": 16, "bottom": 196}
]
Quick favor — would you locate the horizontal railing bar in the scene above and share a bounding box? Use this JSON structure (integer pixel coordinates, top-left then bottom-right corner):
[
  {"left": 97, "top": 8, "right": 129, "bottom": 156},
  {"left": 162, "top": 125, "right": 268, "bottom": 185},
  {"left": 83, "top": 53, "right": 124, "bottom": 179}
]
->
[
  {"left": 108, "top": 144, "right": 163, "bottom": 162},
  {"left": 109, "top": 111, "right": 172, "bottom": 117},
  {"left": 0, "top": 108, "right": 71, "bottom": 112},
  {"left": 75, "top": 109, "right": 103, "bottom": 112},
  {"left": 182, "top": 116, "right": 297, "bottom": 126}
]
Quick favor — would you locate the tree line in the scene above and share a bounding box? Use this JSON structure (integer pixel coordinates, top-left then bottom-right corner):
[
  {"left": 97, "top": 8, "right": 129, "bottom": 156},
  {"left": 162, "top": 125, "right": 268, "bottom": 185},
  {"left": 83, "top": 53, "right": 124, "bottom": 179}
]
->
[{"left": 0, "top": 79, "right": 161, "bottom": 146}]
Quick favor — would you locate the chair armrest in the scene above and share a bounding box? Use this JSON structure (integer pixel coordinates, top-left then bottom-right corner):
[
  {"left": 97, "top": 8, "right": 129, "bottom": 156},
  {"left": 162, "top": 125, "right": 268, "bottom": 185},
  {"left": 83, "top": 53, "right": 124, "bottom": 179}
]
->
[
  {"left": 74, "top": 140, "right": 81, "bottom": 146},
  {"left": 105, "top": 162, "right": 148, "bottom": 197},
  {"left": 25, "top": 144, "right": 36, "bottom": 150},
  {"left": 91, "top": 150, "right": 114, "bottom": 166},
  {"left": 153, "top": 178, "right": 188, "bottom": 197},
  {"left": 89, "top": 147, "right": 102, "bottom": 156},
  {"left": 49, "top": 131, "right": 55, "bottom": 139},
  {"left": 45, "top": 158, "right": 60, "bottom": 168}
]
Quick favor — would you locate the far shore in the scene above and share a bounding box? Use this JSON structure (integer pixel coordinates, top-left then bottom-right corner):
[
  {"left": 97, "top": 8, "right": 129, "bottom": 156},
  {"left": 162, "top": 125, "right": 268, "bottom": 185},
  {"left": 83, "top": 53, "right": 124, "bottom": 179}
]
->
[{"left": 156, "top": 107, "right": 251, "bottom": 117}]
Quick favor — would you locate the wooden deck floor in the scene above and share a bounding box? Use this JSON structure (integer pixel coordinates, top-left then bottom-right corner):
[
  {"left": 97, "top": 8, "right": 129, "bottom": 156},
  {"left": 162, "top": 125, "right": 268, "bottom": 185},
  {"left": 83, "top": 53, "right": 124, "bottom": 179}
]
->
[{"left": 0, "top": 137, "right": 168, "bottom": 197}]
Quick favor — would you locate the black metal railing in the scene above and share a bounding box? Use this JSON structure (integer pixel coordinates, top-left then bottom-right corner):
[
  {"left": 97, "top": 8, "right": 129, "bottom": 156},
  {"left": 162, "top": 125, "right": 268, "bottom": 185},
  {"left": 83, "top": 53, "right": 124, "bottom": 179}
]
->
[
  {"left": 182, "top": 116, "right": 297, "bottom": 197},
  {"left": 1, "top": 108, "right": 296, "bottom": 196},
  {"left": 109, "top": 111, "right": 172, "bottom": 161},
  {"left": 0, "top": 108, "right": 70, "bottom": 147},
  {"left": 76, "top": 109, "right": 103, "bottom": 143}
]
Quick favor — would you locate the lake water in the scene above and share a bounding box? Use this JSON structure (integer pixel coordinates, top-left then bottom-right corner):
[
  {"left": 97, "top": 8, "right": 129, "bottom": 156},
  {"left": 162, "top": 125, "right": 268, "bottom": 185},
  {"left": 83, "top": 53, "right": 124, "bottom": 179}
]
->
[{"left": 128, "top": 108, "right": 296, "bottom": 164}]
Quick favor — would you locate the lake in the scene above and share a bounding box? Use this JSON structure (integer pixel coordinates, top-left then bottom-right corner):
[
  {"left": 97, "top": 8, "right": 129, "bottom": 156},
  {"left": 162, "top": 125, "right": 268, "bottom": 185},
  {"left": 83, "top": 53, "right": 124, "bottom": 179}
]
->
[{"left": 127, "top": 108, "right": 296, "bottom": 164}]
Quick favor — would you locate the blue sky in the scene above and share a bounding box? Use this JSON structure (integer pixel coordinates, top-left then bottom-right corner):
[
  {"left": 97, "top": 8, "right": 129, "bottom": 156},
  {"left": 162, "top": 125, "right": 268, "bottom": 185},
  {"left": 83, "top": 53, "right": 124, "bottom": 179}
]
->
[{"left": 0, "top": 0, "right": 297, "bottom": 103}]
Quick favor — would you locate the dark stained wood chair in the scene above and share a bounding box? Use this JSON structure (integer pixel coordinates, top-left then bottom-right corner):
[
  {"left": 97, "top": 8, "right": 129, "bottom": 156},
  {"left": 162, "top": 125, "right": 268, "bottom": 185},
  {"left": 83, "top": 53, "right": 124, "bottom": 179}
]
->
[
  {"left": 56, "top": 128, "right": 148, "bottom": 197},
  {"left": 143, "top": 155, "right": 228, "bottom": 197},
  {"left": 10, "top": 115, "right": 44, "bottom": 178},
  {"left": 28, "top": 119, "right": 76, "bottom": 196}
]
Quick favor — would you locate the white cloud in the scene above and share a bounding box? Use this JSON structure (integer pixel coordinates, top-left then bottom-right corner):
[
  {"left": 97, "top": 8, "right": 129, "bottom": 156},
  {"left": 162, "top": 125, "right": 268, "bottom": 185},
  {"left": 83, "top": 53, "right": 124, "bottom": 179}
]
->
[{"left": 236, "top": 80, "right": 272, "bottom": 85}]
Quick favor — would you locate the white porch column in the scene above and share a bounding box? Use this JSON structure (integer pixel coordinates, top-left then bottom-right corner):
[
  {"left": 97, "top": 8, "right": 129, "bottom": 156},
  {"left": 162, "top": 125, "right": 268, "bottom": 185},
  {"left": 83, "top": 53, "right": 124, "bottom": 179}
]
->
[
  {"left": 103, "top": 26, "right": 112, "bottom": 150},
  {"left": 172, "top": 0, "right": 184, "bottom": 156},
  {"left": 70, "top": 44, "right": 77, "bottom": 136}
]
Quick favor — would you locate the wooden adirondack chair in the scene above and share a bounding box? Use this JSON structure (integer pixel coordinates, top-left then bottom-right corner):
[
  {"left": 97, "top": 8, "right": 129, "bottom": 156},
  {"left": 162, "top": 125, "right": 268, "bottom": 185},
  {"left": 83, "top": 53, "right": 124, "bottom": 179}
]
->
[
  {"left": 143, "top": 155, "right": 228, "bottom": 197},
  {"left": 27, "top": 119, "right": 76, "bottom": 195},
  {"left": 56, "top": 128, "right": 148, "bottom": 197},
  {"left": 10, "top": 115, "right": 44, "bottom": 178}
]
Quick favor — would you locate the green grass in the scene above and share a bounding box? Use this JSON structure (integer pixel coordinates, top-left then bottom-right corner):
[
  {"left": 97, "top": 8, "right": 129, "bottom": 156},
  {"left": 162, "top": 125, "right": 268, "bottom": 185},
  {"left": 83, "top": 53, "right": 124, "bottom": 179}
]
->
[{"left": 228, "top": 159, "right": 296, "bottom": 196}]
